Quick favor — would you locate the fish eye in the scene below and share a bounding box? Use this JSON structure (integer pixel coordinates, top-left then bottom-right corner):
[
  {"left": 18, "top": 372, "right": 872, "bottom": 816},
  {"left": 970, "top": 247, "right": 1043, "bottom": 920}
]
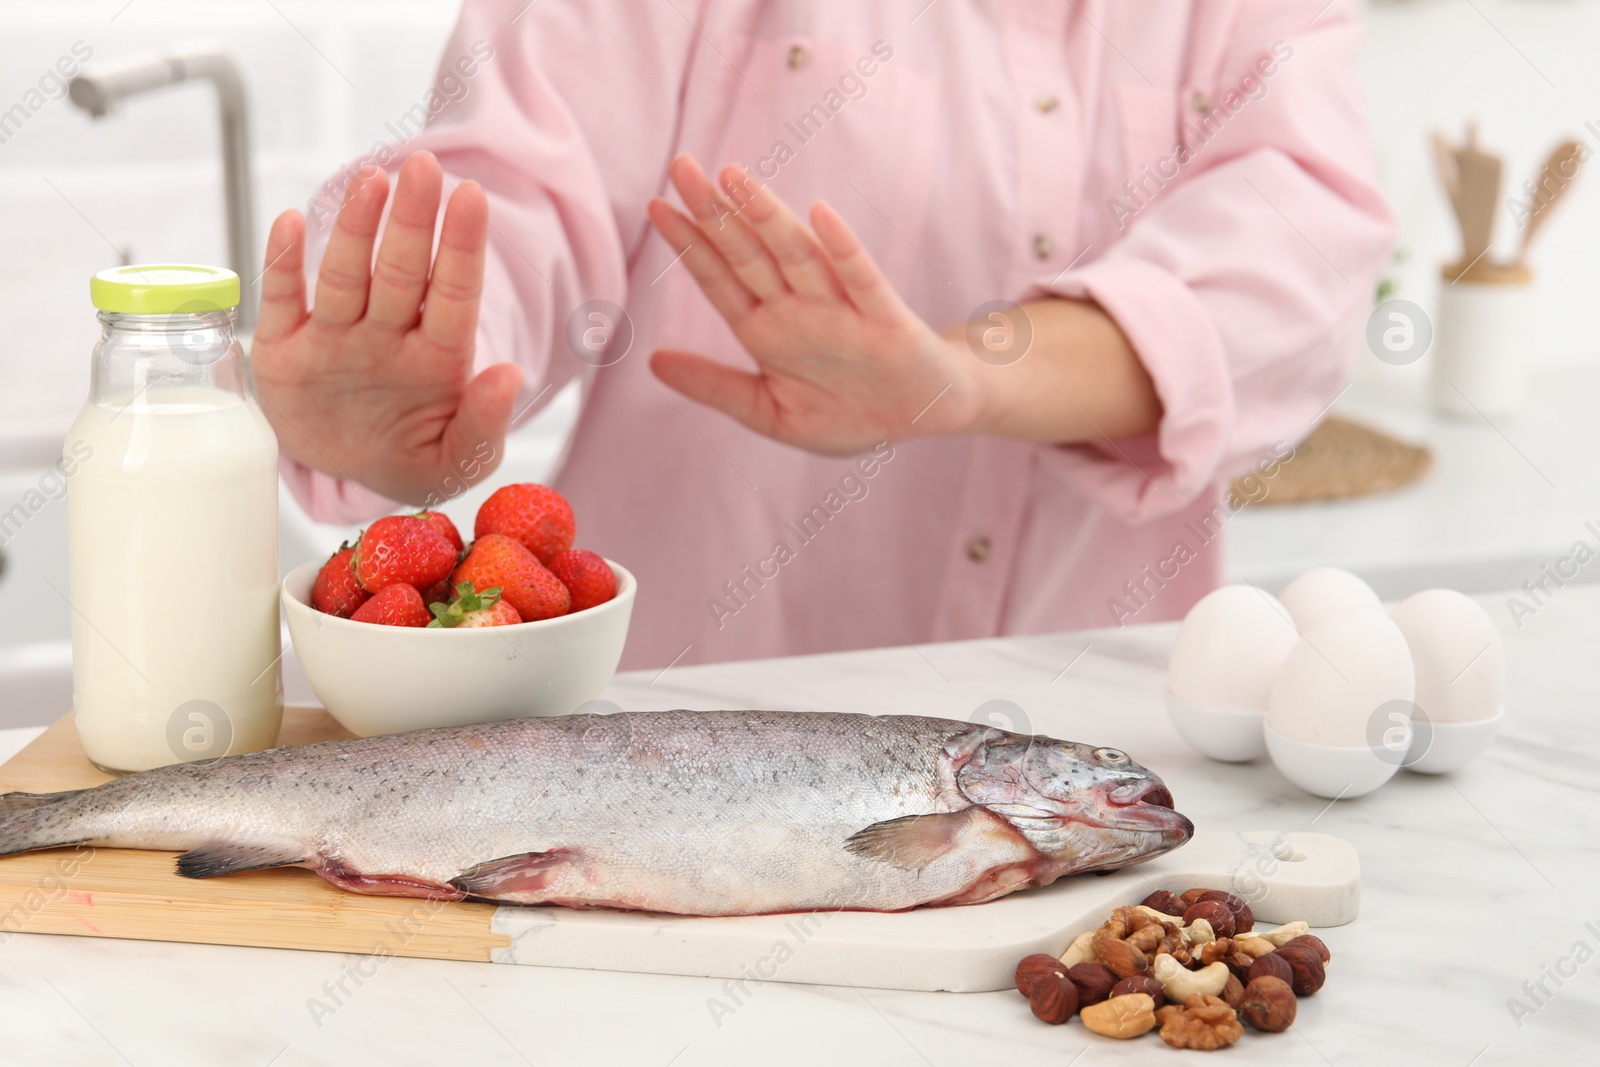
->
[{"left": 1094, "top": 747, "right": 1129, "bottom": 764}]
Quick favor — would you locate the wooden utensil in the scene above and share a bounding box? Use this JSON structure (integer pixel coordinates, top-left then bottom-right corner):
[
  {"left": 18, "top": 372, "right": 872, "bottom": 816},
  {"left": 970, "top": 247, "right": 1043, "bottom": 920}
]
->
[
  {"left": 1432, "top": 124, "right": 1503, "bottom": 270},
  {"left": 1515, "top": 139, "right": 1583, "bottom": 266}
]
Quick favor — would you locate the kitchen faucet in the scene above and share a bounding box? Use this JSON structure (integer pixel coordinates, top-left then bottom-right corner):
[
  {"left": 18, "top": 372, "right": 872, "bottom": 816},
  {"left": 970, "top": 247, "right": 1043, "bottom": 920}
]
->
[{"left": 68, "top": 46, "right": 258, "bottom": 332}]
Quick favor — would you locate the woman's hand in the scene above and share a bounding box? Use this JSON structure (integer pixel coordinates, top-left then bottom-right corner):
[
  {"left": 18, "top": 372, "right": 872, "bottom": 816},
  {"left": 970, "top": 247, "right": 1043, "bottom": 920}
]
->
[
  {"left": 646, "top": 156, "right": 984, "bottom": 455},
  {"left": 251, "top": 151, "right": 523, "bottom": 504},
  {"left": 648, "top": 156, "right": 1161, "bottom": 454}
]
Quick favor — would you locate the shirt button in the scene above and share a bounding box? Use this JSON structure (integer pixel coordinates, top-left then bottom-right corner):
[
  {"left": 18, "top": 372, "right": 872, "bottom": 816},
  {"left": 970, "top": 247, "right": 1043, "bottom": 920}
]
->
[
  {"left": 1189, "top": 91, "right": 1210, "bottom": 113},
  {"left": 966, "top": 536, "right": 992, "bottom": 562},
  {"left": 787, "top": 45, "right": 808, "bottom": 70},
  {"left": 1032, "top": 234, "right": 1053, "bottom": 260},
  {"left": 1033, "top": 94, "right": 1059, "bottom": 113}
]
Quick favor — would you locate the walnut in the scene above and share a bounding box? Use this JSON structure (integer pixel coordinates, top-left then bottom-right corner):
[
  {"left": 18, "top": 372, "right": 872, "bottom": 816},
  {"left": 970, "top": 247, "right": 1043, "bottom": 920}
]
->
[
  {"left": 1094, "top": 910, "right": 1131, "bottom": 942},
  {"left": 1126, "top": 923, "right": 1166, "bottom": 955},
  {"left": 1156, "top": 993, "right": 1245, "bottom": 1050},
  {"left": 1123, "top": 907, "right": 1164, "bottom": 935},
  {"left": 1198, "top": 938, "right": 1237, "bottom": 966},
  {"left": 1157, "top": 930, "right": 1194, "bottom": 967}
]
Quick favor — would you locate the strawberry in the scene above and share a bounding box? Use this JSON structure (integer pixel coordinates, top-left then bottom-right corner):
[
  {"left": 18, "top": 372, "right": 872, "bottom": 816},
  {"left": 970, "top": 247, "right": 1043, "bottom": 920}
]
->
[
  {"left": 427, "top": 582, "right": 522, "bottom": 628},
  {"left": 417, "top": 509, "right": 464, "bottom": 553},
  {"left": 475, "top": 483, "right": 575, "bottom": 564},
  {"left": 452, "top": 534, "right": 571, "bottom": 621},
  {"left": 349, "top": 584, "right": 431, "bottom": 627},
  {"left": 546, "top": 549, "right": 616, "bottom": 613},
  {"left": 352, "top": 516, "right": 456, "bottom": 593},
  {"left": 311, "top": 545, "right": 369, "bottom": 618},
  {"left": 420, "top": 578, "right": 454, "bottom": 607}
]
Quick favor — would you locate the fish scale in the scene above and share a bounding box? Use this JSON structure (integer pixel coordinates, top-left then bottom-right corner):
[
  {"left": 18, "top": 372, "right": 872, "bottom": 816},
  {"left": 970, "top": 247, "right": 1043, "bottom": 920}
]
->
[{"left": 0, "top": 711, "right": 1192, "bottom": 916}]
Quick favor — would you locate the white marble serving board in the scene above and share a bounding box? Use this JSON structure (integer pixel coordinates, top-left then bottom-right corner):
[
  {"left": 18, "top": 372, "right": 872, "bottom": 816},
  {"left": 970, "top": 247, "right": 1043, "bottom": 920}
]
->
[{"left": 488, "top": 829, "right": 1358, "bottom": 992}]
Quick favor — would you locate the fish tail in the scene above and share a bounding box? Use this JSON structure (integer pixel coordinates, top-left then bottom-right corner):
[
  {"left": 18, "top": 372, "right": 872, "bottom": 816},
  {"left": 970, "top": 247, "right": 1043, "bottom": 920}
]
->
[{"left": 0, "top": 789, "right": 93, "bottom": 856}]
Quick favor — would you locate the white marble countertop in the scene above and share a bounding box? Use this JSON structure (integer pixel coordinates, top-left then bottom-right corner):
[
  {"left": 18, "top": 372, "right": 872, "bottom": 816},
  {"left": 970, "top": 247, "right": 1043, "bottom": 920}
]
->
[{"left": 2, "top": 586, "right": 1594, "bottom": 1065}]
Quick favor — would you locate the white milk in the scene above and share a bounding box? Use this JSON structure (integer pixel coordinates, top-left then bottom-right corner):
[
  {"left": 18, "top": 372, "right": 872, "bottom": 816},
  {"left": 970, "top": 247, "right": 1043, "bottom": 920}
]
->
[{"left": 67, "top": 387, "right": 282, "bottom": 772}]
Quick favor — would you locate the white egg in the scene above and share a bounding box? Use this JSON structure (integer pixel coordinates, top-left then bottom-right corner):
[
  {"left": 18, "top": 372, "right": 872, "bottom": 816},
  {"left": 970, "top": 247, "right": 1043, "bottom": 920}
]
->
[
  {"left": 1168, "top": 585, "right": 1300, "bottom": 712},
  {"left": 1267, "top": 609, "right": 1415, "bottom": 746},
  {"left": 1278, "top": 567, "right": 1382, "bottom": 632},
  {"left": 1389, "top": 589, "right": 1504, "bottom": 724}
]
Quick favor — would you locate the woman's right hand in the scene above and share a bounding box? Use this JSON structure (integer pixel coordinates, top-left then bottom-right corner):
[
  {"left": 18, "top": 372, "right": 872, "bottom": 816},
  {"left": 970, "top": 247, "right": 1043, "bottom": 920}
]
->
[{"left": 251, "top": 150, "right": 523, "bottom": 505}]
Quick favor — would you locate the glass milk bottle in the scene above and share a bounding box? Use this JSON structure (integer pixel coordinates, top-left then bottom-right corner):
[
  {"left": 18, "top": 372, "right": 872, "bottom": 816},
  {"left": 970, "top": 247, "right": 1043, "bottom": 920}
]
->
[{"left": 67, "top": 265, "right": 282, "bottom": 772}]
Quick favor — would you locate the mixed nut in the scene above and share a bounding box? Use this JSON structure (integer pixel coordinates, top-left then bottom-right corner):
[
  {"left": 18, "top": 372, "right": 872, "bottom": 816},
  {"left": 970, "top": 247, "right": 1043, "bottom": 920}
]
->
[{"left": 1011, "top": 887, "right": 1331, "bottom": 1050}]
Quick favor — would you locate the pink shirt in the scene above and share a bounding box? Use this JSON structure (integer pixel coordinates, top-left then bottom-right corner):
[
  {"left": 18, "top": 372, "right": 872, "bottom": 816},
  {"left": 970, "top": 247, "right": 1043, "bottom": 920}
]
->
[{"left": 284, "top": 0, "right": 1394, "bottom": 671}]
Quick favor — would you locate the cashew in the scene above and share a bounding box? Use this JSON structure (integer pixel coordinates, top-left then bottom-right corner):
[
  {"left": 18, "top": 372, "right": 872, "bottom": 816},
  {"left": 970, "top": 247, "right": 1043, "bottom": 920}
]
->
[
  {"left": 1133, "top": 904, "right": 1182, "bottom": 927},
  {"left": 1259, "top": 921, "right": 1309, "bottom": 948},
  {"left": 1183, "top": 917, "right": 1216, "bottom": 947},
  {"left": 1152, "top": 954, "right": 1231, "bottom": 1002},
  {"left": 1059, "top": 930, "right": 1096, "bottom": 967},
  {"left": 1234, "top": 936, "right": 1277, "bottom": 959}
]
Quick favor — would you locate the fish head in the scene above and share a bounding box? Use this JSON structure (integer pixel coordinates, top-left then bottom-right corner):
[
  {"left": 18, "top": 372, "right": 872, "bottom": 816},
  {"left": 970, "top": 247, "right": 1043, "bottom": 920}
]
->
[{"left": 954, "top": 733, "right": 1194, "bottom": 874}]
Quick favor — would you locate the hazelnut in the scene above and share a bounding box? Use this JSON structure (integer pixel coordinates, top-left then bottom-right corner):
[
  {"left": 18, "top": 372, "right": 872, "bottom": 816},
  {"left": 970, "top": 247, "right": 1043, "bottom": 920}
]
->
[
  {"left": 1238, "top": 975, "right": 1297, "bottom": 1032},
  {"left": 1274, "top": 945, "right": 1327, "bottom": 996},
  {"left": 1028, "top": 972, "right": 1079, "bottom": 1024},
  {"left": 1110, "top": 974, "right": 1167, "bottom": 1008},
  {"left": 1280, "top": 933, "right": 1331, "bottom": 963},
  {"left": 1093, "top": 935, "right": 1150, "bottom": 979},
  {"left": 1246, "top": 952, "right": 1294, "bottom": 986},
  {"left": 1140, "top": 889, "right": 1186, "bottom": 917},
  {"left": 1080, "top": 992, "right": 1157, "bottom": 1039},
  {"left": 1220, "top": 973, "right": 1244, "bottom": 1008},
  {"left": 1179, "top": 887, "right": 1213, "bottom": 905},
  {"left": 1196, "top": 890, "right": 1255, "bottom": 933},
  {"left": 1066, "top": 962, "right": 1118, "bottom": 1008},
  {"left": 1015, "top": 953, "right": 1069, "bottom": 997},
  {"left": 1182, "top": 900, "right": 1236, "bottom": 940}
]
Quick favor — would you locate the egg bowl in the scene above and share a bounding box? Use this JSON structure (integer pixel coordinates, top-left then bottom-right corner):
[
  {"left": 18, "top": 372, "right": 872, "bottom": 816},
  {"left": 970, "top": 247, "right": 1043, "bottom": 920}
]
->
[
  {"left": 281, "top": 558, "right": 636, "bottom": 737},
  {"left": 1164, "top": 691, "right": 1267, "bottom": 762},
  {"left": 1264, "top": 722, "right": 1401, "bottom": 799},
  {"left": 1405, "top": 706, "right": 1504, "bottom": 775}
]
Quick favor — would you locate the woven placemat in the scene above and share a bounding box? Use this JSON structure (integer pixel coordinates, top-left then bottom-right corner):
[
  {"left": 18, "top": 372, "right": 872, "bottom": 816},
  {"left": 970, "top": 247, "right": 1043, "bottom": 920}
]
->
[{"left": 1231, "top": 415, "right": 1432, "bottom": 507}]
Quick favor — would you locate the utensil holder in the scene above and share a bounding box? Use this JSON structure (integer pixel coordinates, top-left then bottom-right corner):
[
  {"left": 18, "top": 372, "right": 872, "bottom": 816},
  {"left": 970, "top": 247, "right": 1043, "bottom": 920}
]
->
[{"left": 1431, "top": 265, "right": 1536, "bottom": 419}]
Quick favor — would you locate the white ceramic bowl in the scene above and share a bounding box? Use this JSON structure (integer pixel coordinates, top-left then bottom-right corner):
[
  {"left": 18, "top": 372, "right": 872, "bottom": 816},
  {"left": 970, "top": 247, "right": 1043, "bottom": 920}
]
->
[
  {"left": 282, "top": 558, "right": 636, "bottom": 737},
  {"left": 1264, "top": 722, "right": 1400, "bottom": 799},
  {"left": 1405, "top": 706, "right": 1504, "bottom": 775},
  {"left": 1165, "top": 691, "right": 1266, "bottom": 762}
]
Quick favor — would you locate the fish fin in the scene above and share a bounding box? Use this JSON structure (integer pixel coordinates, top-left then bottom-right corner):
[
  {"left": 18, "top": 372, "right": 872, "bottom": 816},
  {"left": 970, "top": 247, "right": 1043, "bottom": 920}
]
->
[
  {"left": 843, "top": 809, "right": 986, "bottom": 871},
  {"left": 175, "top": 841, "right": 308, "bottom": 879},
  {"left": 450, "top": 851, "right": 571, "bottom": 899}
]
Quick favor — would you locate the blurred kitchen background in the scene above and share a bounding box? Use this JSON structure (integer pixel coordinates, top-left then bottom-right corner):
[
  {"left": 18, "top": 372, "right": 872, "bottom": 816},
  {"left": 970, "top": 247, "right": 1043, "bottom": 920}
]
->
[{"left": 0, "top": 0, "right": 1596, "bottom": 720}]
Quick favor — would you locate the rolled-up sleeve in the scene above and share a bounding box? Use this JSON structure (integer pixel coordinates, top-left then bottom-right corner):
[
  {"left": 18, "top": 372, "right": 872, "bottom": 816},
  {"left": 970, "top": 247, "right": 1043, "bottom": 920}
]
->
[
  {"left": 1032, "top": 0, "right": 1395, "bottom": 524},
  {"left": 280, "top": 0, "right": 699, "bottom": 524}
]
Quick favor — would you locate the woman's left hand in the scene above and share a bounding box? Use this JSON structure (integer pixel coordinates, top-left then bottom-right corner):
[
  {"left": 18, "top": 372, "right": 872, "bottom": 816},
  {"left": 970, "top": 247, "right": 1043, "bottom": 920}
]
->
[{"left": 646, "top": 155, "right": 981, "bottom": 455}]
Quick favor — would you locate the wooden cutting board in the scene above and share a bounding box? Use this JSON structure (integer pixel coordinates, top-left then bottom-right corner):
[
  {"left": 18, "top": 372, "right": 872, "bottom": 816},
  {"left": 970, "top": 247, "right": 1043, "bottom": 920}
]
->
[{"left": 0, "top": 709, "right": 1360, "bottom": 991}]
